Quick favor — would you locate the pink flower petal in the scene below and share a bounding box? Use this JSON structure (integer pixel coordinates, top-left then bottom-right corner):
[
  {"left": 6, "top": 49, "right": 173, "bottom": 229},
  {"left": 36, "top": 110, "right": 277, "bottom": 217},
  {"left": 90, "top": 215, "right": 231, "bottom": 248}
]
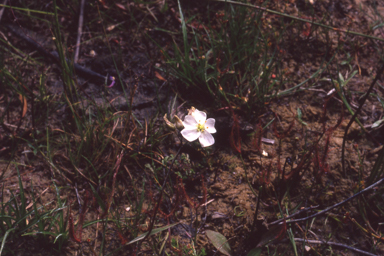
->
[
  {"left": 191, "top": 109, "right": 207, "bottom": 124},
  {"left": 205, "top": 118, "right": 216, "bottom": 134},
  {"left": 183, "top": 115, "right": 198, "bottom": 129},
  {"left": 181, "top": 128, "right": 201, "bottom": 142},
  {"left": 199, "top": 131, "right": 215, "bottom": 147}
]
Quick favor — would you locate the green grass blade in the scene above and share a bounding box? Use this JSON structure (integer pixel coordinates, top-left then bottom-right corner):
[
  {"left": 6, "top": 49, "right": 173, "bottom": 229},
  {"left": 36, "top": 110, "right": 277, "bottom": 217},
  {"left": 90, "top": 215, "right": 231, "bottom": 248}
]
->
[
  {"left": 367, "top": 146, "right": 384, "bottom": 185},
  {"left": 0, "top": 228, "right": 15, "bottom": 256},
  {"left": 126, "top": 222, "right": 180, "bottom": 245}
]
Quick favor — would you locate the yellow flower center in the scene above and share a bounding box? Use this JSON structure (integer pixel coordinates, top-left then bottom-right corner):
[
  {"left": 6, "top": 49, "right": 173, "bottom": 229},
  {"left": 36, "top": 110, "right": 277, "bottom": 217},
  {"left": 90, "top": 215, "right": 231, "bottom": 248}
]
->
[{"left": 197, "top": 123, "right": 205, "bottom": 132}]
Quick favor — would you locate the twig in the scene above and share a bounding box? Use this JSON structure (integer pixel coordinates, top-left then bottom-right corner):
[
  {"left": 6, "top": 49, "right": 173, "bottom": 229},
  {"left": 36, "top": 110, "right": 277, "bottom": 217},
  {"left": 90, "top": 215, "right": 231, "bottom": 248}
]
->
[
  {"left": 105, "top": 152, "right": 124, "bottom": 215},
  {"left": 0, "top": 0, "right": 8, "bottom": 21},
  {"left": 342, "top": 62, "right": 384, "bottom": 177},
  {"left": 5, "top": 24, "right": 112, "bottom": 84},
  {"left": 93, "top": 214, "right": 100, "bottom": 252},
  {"left": 270, "top": 176, "right": 384, "bottom": 225},
  {"left": 2, "top": 122, "right": 27, "bottom": 130},
  {"left": 268, "top": 205, "right": 319, "bottom": 225},
  {"left": 74, "top": 0, "right": 86, "bottom": 63},
  {"left": 73, "top": 164, "right": 97, "bottom": 186},
  {"left": 103, "top": 134, "right": 165, "bottom": 167},
  {"left": 294, "top": 238, "right": 378, "bottom": 256},
  {"left": 26, "top": 186, "right": 49, "bottom": 210}
]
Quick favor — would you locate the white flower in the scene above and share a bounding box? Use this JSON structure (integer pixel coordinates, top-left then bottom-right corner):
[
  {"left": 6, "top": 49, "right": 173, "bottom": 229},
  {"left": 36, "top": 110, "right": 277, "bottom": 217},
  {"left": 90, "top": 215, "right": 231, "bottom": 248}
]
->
[{"left": 181, "top": 108, "right": 216, "bottom": 147}]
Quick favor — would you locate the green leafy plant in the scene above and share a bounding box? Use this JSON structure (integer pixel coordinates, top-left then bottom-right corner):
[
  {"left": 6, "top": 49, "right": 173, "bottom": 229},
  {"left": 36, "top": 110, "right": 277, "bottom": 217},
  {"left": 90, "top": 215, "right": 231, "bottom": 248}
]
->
[
  {"left": 0, "top": 170, "right": 68, "bottom": 255},
  {"left": 206, "top": 230, "right": 232, "bottom": 256},
  {"left": 159, "top": 0, "right": 287, "bottom": 119}
]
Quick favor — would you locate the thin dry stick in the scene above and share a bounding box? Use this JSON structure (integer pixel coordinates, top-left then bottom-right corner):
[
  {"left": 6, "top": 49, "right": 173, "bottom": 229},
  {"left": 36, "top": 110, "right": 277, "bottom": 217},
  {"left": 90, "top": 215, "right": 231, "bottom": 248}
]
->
[
  {"left": 74, "top": 0, "right": 86, "bottom": 63},
  {"left": 93, "top": 214, "right": 100, "bottom": 252},
  {"left": 268, "top": 205, "right": 319, "bottom": 225},
  {"left": 93, "top": 152, "right": 123, "bottom": 251},
  {"left": 26, "top": 186, "right": 49, "bottom": 210},
  {"left": 73, "top": 165, "right": 97, "bottom": 186},
  {"left": 105, "top": 152, "right": 124, "bottom": 215},
  {"left": 0, "top": 0, "right": 8, "bottom": 21},
  {"left": 271, "top": 176, "right": 384, "bottom": 225},
  {"left": 342, "top": 62, "right": 384, "bottom": 176},
  {"left": 294, "top": 238, "right": 377, "bottom": 256},
  {"left": 104, "top": 134, "right": 165, "bottom": 166}
]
